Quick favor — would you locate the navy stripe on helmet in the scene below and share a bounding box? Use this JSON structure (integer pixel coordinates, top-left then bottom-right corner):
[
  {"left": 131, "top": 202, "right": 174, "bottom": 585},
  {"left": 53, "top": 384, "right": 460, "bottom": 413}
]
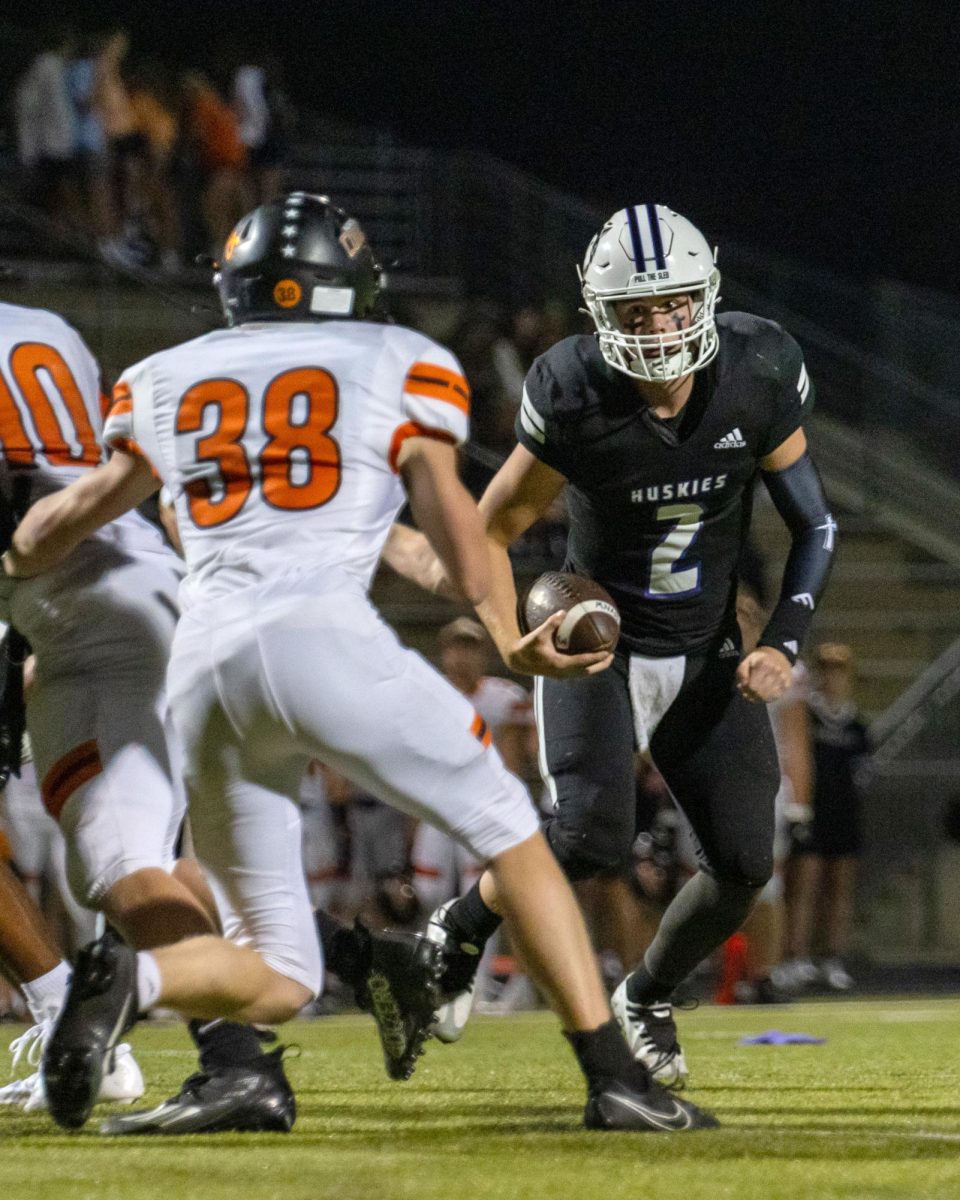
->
[
  {"left": 646, "top": 204, "right": 667, "bottom": 269},
  {"left": 625, "top": 206, "right": 646, "bottom": 269}
]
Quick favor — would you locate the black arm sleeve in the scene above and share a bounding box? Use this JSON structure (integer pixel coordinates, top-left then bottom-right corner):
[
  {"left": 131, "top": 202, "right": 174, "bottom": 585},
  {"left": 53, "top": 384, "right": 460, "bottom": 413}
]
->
[{"left": 757, "top": 453, "right": 837, "bottom": 664}]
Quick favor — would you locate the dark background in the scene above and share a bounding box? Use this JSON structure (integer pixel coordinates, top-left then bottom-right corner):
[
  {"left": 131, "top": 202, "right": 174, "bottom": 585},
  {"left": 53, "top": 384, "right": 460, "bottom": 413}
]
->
[{"left": 1, "top": 0, "right": 957, "bottom": 290}]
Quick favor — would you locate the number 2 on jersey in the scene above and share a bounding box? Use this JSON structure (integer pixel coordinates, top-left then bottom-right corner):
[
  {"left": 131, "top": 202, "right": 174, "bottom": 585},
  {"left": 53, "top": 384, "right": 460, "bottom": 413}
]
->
[
  {"left": 647, "top": 503, "right": 704, "bottom": 597},
  {"left": 176, "top": 368, "right": 341, "bottom": 528}
]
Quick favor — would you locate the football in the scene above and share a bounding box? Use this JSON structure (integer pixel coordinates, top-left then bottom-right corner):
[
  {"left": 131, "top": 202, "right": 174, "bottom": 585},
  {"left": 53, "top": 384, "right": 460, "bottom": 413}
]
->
[{"left": 521, "top": 571, "right": 621, "bottom": 654}]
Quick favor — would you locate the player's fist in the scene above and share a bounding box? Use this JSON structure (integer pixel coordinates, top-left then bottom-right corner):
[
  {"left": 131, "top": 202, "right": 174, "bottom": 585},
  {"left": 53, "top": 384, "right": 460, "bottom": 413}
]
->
[{"left": 736, "top": 646, "right": 792, "bottom": 703}]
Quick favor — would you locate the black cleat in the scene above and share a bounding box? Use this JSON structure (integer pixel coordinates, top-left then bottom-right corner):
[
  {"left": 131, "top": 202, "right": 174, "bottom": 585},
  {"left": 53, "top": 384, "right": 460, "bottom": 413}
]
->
[
  {"left": 584, "top": 1068, "right": 719, "bottom": 1132},
  {"left": 43, "top": 931, "right": 139, "bottom": 1130},
  {"left": 100, "top": 1047, "right": 295, "bottom": 1135},
  {"left": 352, "top": 921, "right": 444, "bottom": 1081}
]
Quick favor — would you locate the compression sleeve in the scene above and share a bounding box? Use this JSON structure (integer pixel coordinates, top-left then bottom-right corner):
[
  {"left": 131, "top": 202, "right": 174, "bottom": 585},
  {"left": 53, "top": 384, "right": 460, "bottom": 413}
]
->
[{"left": 757, "top": 453, "right": 837, "bottom": 664}]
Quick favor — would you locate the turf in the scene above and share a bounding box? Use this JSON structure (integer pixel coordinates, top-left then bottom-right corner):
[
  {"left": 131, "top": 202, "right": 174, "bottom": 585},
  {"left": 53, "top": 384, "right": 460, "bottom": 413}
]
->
[{"left": 2, "top": 998, "right": 960, "bottom": 1200}]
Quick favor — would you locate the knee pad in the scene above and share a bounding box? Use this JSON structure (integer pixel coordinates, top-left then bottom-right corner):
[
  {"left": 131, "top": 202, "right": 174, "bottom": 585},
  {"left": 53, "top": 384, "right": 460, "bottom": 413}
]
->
[{"left": 544, "top": 815, "right": 634, "bottom": 882}]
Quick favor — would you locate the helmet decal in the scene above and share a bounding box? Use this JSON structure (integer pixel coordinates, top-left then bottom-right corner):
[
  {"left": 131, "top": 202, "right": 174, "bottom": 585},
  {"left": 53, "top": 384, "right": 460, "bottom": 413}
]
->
[
  {"left": 223, "top": 228, "right": 242, "bottom": 262},
  {"left": 273, "top": 279, "right": 302, "bottom": 308},
  {"left": 338, "top": 219, "right": 367, "bottom": 258},
  {"left": 625, "top": 204, "right": 667, "bottom": 273}
]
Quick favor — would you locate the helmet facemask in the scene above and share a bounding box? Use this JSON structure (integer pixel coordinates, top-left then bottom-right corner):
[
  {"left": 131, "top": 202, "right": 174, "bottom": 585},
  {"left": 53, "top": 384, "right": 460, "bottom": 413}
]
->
[{"left": 580, "top": 205, "right": 721, "bottom": 383}]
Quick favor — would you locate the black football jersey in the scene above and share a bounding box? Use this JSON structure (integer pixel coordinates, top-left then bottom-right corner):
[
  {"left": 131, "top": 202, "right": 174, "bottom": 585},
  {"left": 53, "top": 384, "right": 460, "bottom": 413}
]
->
[{"left": 515, "top": 312, "right": 814, "bottom": 656}]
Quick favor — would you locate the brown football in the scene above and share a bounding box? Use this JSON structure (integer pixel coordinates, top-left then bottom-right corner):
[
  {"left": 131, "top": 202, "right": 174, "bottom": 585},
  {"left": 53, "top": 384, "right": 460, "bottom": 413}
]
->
[{"left": 521, "top": 571, "right": 621, "bottom": 654}]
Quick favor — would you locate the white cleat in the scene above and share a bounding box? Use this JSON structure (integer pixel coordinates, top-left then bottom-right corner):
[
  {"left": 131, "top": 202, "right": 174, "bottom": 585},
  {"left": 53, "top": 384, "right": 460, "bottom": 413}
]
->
[
  {"left": 610, "top": 981, "right": 689, "bottom": 1089},
  {"left": 425, "top": 901, "right": 481, "bottom": 1044},
  {"left": 0, "top": 1020, "right": 144, "bottom": 1112}
]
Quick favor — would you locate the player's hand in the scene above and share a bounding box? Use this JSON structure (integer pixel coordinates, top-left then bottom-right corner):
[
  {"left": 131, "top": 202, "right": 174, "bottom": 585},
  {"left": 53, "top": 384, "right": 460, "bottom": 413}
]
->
[
  {"left": 736, "top": 646, "right": 792, "bottom": 703},
  {"left": 504, "top": 611, "right": 613, "bottom": 678}
]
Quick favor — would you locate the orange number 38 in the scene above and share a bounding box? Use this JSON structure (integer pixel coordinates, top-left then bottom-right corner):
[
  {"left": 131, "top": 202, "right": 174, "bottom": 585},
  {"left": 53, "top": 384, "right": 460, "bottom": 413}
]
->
[{"left": 175, "top": 367, "right": 341, "bottom": 528}]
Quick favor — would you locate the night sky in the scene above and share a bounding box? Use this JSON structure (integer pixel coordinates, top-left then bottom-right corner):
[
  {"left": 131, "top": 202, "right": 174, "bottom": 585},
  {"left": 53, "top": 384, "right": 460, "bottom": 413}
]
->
[{"left": 2, "top": 1, "right": 957, "bottom": 290}]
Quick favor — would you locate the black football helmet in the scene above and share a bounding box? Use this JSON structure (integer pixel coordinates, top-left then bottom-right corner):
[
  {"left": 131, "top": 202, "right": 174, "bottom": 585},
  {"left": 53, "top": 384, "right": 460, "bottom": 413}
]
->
[{"left": 214, "top": 192, "right": 382, "bottom": 325}]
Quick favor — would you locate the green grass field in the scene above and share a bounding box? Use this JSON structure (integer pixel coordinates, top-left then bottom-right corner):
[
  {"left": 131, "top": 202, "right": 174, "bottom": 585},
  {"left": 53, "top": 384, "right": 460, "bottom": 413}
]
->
[{"left": 2, "top": 998, "right": 960, "bottom": 1200}]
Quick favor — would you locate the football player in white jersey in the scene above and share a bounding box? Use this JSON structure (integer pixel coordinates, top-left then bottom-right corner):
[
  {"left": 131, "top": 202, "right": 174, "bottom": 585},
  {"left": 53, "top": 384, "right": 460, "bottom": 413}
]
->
[
  {"left": 0, "top": 301, "right": 292, "bottom": 1127},
  {"left": 6, "top": 194, "right": 716, "bottom": 1133}
]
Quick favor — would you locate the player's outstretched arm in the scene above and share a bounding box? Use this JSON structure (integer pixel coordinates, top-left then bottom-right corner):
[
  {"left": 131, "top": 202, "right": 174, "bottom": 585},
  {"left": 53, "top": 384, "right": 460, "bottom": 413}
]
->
[
  {"left": 396, "top": 436, "right": 491, "bottom": 606},
  {"left": 477, "top": 446, "right": 612, "bottom": 679},
  {"left": 2, "top": 450, "right": 160, "bottom": 580}
]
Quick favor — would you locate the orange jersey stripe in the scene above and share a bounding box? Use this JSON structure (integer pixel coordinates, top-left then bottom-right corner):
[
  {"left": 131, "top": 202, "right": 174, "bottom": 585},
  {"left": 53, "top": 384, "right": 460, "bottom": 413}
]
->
[
  {"left": 109, "top": 397, "right": 133, "bottom": 419},
  {"left": 403, "top": 362, "right": 471, "bottom": 415},
  {"left": 388, "top": 421, "right": 457, "bottom": 472},
  {"left": 42, "top": 740, "right": 103, "bottom": 822},
  {"left": 470, "top": 712, "right": 493, "bottom": 748}
]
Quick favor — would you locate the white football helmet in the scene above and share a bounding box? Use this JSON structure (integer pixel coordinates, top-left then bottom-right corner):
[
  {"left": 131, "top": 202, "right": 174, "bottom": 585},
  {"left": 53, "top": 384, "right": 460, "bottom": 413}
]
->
[{"left": 579, "top": 205, "right": 720, "bottom": 382}]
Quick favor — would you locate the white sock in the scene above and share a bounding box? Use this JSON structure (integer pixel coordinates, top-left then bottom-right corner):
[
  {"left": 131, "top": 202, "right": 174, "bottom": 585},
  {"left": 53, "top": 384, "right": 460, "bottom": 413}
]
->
[
  {"left": 135, "top": 952, "right": 163, "bottom": 1011},
  {"left": 21, "top": 961, "right": 72, "bottom": 1024}
]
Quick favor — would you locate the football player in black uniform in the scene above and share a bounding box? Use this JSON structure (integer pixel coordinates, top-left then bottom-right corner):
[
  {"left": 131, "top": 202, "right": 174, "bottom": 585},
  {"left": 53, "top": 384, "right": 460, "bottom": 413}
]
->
[{"left": 386, "top": 204, "right": 837, "bottom": 1087}]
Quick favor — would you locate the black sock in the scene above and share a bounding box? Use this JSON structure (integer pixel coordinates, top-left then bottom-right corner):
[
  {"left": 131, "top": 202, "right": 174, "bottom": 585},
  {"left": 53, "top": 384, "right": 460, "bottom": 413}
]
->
[
  {"left": 625, "top": 964, "right": 673, "bottom": 1006},
  {"left": 188, "top": 1019, "right": 268, "bottom": 1071},
  {"left": 564, "top": 1019, "right": 639, "bottom": 1088},
  {"left": 446, "top": 883, "right": 503, "bottom": 948},
  {"left": 315, "top": 909, "right": 366, "bottom": 988}
]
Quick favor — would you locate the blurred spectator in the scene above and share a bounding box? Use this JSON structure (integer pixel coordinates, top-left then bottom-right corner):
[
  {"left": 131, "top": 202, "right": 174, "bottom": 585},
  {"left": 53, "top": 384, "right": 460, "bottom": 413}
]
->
[
  {"left": 299, "top": 760, "right": 351, "bottom": 915},
  {"left": 126, "top": 60, "right": 180, "bottom": 270},
  {"left": 781, "top": 642, "right": 870, "bottom": 992},
  {"left": 232, "top": 55, "right": 293, "bottom": 203},
  {"left": 448, "top": 303, "right": 513, "bottom": 463},
  {"left": 490, "top": 306, "right": 545, "bottom": 404},
  {"left": 179, "top": 72, "right": 252, "bottom": 254},
  {"left": 14, "top": 28, "right": 83, "bottom": 225},
  {"left": 93, "top": 30, "right": 150, "bottom": 263},
  {"left": 66, "top": 33, "right": 113, "bottom": 244}
]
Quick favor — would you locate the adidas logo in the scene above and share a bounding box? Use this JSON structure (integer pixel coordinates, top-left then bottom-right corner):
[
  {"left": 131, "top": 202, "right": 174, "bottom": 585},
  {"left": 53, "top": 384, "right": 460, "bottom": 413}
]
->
[
  {"left": 719, "top": 637, "right": 739, "bottom": 658},
  {"left": 714, "top": 427, "right": 746, "bottom": 450}
]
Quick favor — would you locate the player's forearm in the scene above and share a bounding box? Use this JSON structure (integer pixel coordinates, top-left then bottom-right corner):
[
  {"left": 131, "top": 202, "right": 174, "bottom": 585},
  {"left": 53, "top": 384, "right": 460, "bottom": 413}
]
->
[
  {"left": 3, "top": 453, "right": 159, "bottom": 579},
  {"left": 3, "top": 486, "right": 99, "bottom": 578},
  {"left": 400, "top": 448, "right": 489, "bottom": 606},
  {"left": 759, "top": 453, "right": 837, "bottom": 663},
  {"left": 474, "top": 538, "right": 524, "bottom": 661}
]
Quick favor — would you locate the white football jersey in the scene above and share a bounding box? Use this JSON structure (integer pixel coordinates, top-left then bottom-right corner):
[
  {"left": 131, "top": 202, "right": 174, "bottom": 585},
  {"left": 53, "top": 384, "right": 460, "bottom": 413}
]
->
[
  {"left": 105, "top": 320, "right": 471, "bottom": 606},
  {"left": 0, "top": 301, "right": 166, "bottom": 557},
  {"left": 0, "top": 301, "right": 105, "bottom": 494}
]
